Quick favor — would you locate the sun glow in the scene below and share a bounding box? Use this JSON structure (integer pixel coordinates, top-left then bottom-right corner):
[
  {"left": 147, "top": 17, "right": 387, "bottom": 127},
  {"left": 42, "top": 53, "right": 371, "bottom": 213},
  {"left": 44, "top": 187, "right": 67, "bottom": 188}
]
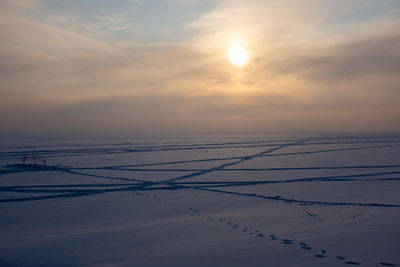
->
[{"left": 229, "top": 43, "right": 248, "bottom": 66}]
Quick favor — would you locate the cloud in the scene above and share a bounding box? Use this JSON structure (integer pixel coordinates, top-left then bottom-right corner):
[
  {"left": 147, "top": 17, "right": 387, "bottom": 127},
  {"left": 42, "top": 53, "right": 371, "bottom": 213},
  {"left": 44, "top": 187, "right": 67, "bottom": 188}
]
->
[
  {"left": 288, "top": 29, "right": 400, "bottom": 81},
  {"left": 45, "top": 11, "right": 138, "bottom": 41},
  {"left": 185, "top": 0, "right": 400, "bottom": 129},
  {"left": 0, "top": 0, "right": 399, "bottom": 132}
]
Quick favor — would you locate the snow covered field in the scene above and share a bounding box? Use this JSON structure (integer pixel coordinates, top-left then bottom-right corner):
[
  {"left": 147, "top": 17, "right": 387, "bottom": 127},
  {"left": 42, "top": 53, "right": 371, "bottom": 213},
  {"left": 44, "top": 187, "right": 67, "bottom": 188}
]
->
[{"left": 0, "top": 133, "right": 399, "bottom": 266}]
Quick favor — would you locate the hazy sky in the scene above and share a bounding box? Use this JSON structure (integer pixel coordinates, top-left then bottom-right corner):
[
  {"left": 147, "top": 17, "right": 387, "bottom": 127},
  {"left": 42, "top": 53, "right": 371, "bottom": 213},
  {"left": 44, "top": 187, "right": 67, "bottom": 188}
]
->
[{"left": 1, "top": 0, "right": 399, "bottom": 133}]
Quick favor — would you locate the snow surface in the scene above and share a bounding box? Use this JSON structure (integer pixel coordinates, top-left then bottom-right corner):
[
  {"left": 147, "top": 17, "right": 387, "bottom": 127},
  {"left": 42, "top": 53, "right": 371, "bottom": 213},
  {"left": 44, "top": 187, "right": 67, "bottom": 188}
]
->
[{"left": 0, "top": 133, "right": 399, "bottom": 266}]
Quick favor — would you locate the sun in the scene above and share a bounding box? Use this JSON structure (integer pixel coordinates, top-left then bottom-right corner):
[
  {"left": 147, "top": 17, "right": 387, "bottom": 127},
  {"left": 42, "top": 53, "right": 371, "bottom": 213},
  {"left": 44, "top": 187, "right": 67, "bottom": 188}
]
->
[{"left": 229, "top": 45, "right": 248, "bottom": 66}]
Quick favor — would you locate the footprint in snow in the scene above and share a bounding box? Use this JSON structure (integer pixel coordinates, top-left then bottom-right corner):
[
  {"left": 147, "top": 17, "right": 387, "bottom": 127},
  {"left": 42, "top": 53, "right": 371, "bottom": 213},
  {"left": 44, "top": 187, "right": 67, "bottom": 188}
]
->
[
  {"left": 282, "top": 239, "right": 295, "bottom": 245},
  {"left": 187, "top": 208, "right": 398, "bottom": 267},
  {"left": 345, "top": 261, "right": 360, "bottom": 265},
  {"left": 379, "top": 263, "right": 396, "bottom": 266},
  {"left": 270, "top": 235, "right": 278, "bottom": 240}
]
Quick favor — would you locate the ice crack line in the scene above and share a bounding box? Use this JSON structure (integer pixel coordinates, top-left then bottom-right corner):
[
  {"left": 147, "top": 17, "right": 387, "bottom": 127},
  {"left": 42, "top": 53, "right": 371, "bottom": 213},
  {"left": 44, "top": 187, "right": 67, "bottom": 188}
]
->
[
  {"left": 162, "top": 145, "right": 289, "bottom": 183},
  {"left": 198, "top": 188, "right": 400, "bottom": 208}
]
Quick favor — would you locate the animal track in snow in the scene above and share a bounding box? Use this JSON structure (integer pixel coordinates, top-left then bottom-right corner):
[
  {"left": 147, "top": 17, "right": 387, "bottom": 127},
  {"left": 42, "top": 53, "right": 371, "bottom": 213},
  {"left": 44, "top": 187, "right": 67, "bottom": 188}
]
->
[{"left": 186, "top": 207, "right": 399, "bottom": 266}]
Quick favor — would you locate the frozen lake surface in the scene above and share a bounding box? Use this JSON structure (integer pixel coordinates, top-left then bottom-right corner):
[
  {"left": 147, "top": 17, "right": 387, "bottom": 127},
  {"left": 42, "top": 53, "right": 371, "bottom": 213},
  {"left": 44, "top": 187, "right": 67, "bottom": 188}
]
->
[{"left": 0, "top": 133, "right": 399, "bottom": 266}]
